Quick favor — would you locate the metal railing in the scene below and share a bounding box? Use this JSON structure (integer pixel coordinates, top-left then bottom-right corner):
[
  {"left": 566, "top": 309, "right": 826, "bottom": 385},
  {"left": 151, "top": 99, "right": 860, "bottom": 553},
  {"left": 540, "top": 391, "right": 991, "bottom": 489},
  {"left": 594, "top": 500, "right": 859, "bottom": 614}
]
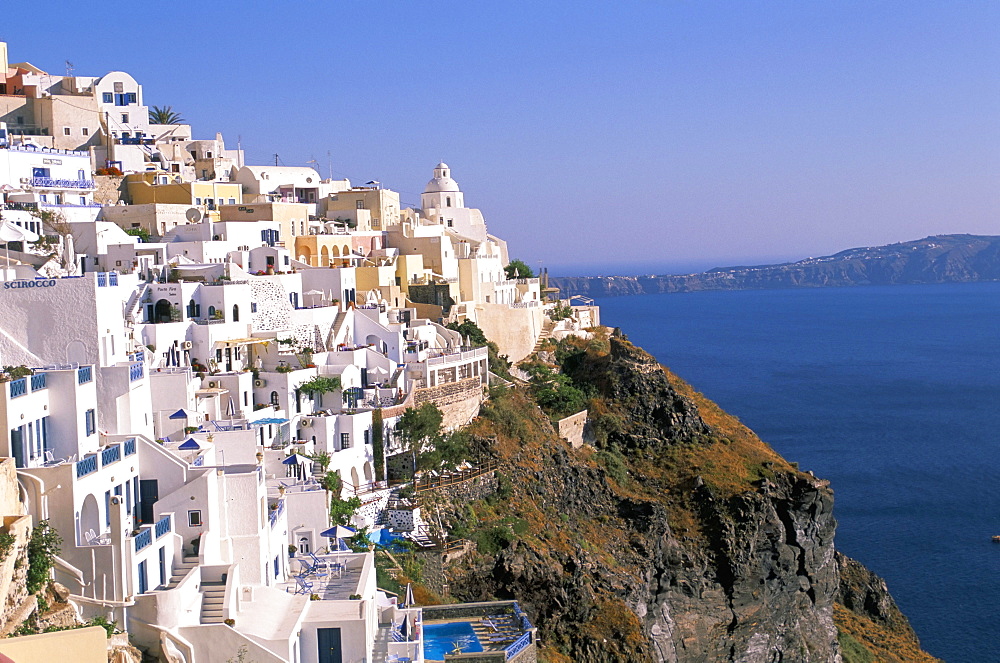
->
[
  {"left": 129, "top": 363, "right": 144, "bottom": 382},
  {"left": 75, "top": 455, "right": 98, "bottom": 479},
  {"left": 8, "top": 378, "right": 27, "bottom": 398},
  {"left": 78, "top": 366, "right": 93, "bottom": 384},
  {"left": 123, "top": 438, "right": 137, "bottom": 456},
  {"left": 134, "top": 528, "right": 152, "bottom": 552},
  {"left": 154, "top": 515, "right": 171, "bottom": 539},
  {"left": 268, "top": 500, "right": 285, "bottom": 528},
  {"left": 30, "top": 373, "right": 46, "bottom": 391},
  {"left": 101, "top": 445, "right": 121, "bottom": 467},
  {"left": 30, "top": 177, "right": 96, "bottom": 189},
  {"left": 425, "top": 346, "right": 488, "bottom": 367}
]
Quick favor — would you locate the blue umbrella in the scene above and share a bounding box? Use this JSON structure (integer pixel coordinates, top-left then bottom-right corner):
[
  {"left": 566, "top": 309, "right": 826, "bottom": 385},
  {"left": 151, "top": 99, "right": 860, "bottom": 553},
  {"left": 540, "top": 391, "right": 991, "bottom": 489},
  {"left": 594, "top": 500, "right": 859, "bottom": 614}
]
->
[
  {"left": 282, "top": 453, "right": 308, "bottom": 465},
  {"left": 169, "top": 408, "right": 199, "bottom": 420},
  {"left": 319, "top": 525, "right": 356, "bottom": 539},
  {"left": 178, "top": 437, "right": 201, "bottom": 450}
]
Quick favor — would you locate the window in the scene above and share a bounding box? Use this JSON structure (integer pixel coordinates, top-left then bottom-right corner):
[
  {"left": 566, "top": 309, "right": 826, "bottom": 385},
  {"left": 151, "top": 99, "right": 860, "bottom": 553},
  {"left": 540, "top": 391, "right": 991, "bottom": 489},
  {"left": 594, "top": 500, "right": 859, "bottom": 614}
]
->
[
  {"left": 63, "top": 127, "right": 71, "bottom": 136},
  {"left": 127, "top": 92, "right": 137, "bottom": 104},
  {"left": 84, "top": 409, "right": 96, "bottom": 436},
  {"left": 228, "top": 198, "right": 235, "bottom": 205},
  {"left": 121, "top": 113, "right": 129, "bottom": 123},
  {"left": 195, "top": 197, "right": 202, "bottom": 205},
  {"left": 283, "top": 256, "right": 289, "bottom": 266},
  {"left": 251, "top": 302, "right": 257, "bottom": 313},
  {"left": 447, "top": 219, "right": 453, "bottom": 227},
  {"left": 78, "top": 169, "right": 86, "bottom": 180},
  {"left": 201, "top": 169, "right": 208, "bottom": 179},
  {"left": 232, "top": 305, "right": 239, "bottom": 322},
  {"left": 15, "top": 116, "right": 23, "bottom": 125},
  {"left": 446, "top": 196, "right": 451, "bottom": 207},
  {"left": 82, "top": 127, "right": 89, "bottom": 136},
  {"left": 39, "top": 195, "right": 47, "bottom": 203},
  {"left": 102, "top": 92, "right": 113, "bottom": 103},
  {"left": 340, "top": 432, "right": 351, "bottom": 449},
  {"left": 188, "top": 510, "right": 203, "bottom": 527},
  {"left": 54, "top": 194, "right": 62, "bottom": 205},
  {"left": 356, "top": 200, "right": 364, "bottom": 210}
]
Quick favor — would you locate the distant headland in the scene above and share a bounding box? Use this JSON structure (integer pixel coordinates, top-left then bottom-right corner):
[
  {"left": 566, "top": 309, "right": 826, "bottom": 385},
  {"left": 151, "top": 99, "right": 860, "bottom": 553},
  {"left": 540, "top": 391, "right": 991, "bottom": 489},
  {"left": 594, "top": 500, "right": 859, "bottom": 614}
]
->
[{"left": 551, "top": 234, "right": 1000, "bottom": 297}]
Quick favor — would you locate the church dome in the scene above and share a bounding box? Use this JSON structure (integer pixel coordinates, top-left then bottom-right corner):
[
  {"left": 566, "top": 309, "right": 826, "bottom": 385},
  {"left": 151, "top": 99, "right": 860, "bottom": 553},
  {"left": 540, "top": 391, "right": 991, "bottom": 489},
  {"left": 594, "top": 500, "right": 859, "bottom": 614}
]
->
[{"left": 424, "top": 162, "right": 460, "bottom": 193}]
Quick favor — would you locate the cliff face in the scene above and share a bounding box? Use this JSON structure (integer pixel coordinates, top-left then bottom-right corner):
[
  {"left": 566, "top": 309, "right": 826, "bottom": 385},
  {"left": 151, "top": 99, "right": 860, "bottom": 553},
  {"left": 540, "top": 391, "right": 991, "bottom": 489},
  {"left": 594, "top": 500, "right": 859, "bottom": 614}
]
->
[
  {"left": 438, "top": 333, "right": 935, "bottom": 662},
  {"left": 550, "top": 234, "right": 1000, "bottom": 297},
  {"left": 441, "top": 336, "right": 836, "bottom": 661}
]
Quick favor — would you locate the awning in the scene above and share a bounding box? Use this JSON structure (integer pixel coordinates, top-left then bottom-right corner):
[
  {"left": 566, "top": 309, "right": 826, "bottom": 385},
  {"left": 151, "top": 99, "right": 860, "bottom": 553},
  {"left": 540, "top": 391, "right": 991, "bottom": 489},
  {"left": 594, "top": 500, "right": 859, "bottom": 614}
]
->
[
  {"left": 178, "top": 438, "right": 201, "bottom": 450},
  {"left": 168, "top": 408, "right": 199, "bottom": 420},
  {"left": 250, "top": 417, "right": 289, "bottom": 426},
  {"left": 214, "top": 338, "right": 271, "bottom": 348}
]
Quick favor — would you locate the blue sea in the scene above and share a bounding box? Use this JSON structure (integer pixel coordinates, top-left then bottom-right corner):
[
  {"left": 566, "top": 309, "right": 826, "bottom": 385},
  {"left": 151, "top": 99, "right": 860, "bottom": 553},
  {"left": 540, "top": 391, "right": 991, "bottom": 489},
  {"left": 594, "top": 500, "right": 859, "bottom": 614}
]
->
[{"left": 596, "top": 282, "right": 1000, "bottom": 663}]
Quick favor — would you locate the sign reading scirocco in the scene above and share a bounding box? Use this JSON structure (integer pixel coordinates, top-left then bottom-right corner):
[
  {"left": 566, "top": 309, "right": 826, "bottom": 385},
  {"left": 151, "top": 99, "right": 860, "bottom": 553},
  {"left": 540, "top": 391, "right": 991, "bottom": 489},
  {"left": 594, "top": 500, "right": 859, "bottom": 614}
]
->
[{"left": 3, "top": 280, "right": 57, "bottom": 289}]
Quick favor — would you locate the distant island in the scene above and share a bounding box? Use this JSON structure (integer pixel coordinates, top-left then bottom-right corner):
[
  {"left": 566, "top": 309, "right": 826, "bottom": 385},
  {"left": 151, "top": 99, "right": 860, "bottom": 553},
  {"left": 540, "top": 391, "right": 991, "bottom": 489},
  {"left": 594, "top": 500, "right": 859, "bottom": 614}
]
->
[{"left": 551, "top": 234, "right": 1000, "bottom": 297}]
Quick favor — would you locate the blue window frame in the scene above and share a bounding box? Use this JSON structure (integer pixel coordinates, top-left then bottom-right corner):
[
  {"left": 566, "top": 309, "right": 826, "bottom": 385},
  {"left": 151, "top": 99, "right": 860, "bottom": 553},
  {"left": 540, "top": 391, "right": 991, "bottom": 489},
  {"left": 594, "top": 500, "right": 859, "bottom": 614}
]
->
[
  {"left": 85, "top": 409, "right": 96, "bottom": 436},
  {"left": 102, "top": 92, "right": 113, "bottom": 103}
]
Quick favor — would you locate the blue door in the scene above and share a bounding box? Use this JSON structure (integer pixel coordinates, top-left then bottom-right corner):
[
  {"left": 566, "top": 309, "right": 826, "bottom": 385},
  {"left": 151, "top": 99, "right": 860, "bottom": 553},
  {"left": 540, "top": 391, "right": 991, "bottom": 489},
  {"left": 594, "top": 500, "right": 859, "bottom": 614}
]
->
[
  {"left": 317, "top": 628, "right": 342, "bottom": 663},
  {"left": 138, "top": 560, "right": 148, "bottom": 594}
]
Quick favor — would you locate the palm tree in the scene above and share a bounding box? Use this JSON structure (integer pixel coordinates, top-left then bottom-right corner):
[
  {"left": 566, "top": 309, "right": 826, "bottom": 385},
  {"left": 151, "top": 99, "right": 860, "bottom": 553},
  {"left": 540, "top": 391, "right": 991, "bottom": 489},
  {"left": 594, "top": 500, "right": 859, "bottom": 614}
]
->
[{"left": 148, "top": 105, "right": 185, "bottom": 125}]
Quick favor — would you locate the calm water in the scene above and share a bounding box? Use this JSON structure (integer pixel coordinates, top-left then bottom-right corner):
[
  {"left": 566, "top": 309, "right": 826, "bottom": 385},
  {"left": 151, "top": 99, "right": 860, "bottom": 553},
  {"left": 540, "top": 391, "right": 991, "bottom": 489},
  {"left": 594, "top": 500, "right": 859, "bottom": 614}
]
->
[{"left": 596, "top": 283, "right": 1000, "bottom": 662}]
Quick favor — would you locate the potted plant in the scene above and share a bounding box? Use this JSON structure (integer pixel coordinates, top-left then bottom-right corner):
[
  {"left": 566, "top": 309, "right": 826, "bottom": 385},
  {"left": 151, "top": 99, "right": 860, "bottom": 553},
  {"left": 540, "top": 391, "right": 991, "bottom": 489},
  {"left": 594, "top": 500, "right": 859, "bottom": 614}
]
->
[{"left": 288, "top": 544, "right": 297, "bottom": 558}]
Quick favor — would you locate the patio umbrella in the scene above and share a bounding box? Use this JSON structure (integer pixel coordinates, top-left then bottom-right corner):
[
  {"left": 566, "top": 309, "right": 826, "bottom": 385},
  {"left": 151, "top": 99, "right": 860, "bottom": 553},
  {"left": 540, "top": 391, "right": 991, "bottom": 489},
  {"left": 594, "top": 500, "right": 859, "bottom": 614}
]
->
[
  {"left": 178, "top": 437, "right": 201, "bottom": 450},
  {"left": 403, "top": 582, "right": 414, "bottom": 608},
  {"left": 319, "top": 525, "right": 356, "bottom": 539},
  {"left": 227, "top": 396, "right": 236, "bottom": 417},
  {"left": 0, "top": 220, "right": 39, "bottom": 267},
  {"left": 282, "top": 453, "right": 308, "bottom": 465},
  {"left": 168, "top": 408, "right": 199, "bottom": 420}
]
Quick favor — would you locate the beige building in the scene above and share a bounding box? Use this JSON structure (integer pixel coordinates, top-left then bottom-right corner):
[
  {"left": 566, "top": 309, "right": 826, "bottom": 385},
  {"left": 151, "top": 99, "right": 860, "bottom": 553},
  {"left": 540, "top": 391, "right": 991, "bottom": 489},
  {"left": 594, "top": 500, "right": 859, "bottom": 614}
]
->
[
  {"left": 126, "top": 173, "right": 242, "bottom": 209},
  {"left": 219, "top": 202, "right": 310, "bottom": 245},
  {"left": 321, "top": 185, "right": 400, "bottom": 232}
]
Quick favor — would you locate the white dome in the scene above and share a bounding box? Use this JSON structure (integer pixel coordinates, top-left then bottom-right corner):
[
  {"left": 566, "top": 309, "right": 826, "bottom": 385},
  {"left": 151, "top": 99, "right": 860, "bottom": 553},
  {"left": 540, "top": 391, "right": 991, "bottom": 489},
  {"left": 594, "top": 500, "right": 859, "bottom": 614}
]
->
[{"left": 424, "top": 162, "right": 460, "bottom": 193}]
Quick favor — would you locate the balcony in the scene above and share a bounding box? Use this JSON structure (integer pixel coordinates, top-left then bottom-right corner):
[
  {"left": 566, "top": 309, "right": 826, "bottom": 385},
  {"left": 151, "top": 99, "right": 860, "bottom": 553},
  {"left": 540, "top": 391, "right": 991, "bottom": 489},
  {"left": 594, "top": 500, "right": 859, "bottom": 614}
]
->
[
  {"left": 29, "top": 177, "right": 96, "bottom": 190},
  {"left": 30, "top": 373, "right": 46, "bottom": 391},
  {"left": 268, "top": 499, "right": 285, "bottom": 528},
  {"left": 129, "top": 362, "right": 144, "bottom": 382},
  {"left": 75, "top": 455, "right": 98, "bottom": 479},
  {"left": 78, "top": 366, "right": 93, "bottom": 384},
  {"left": 123, "top": 438, "right": 137, "bottom": 457},
  {"left": 134, "top": 528, "right": 152, "bottom": 552},
  {"left": 8, "top": 378, "right": 26, "bottom": 399},
  {"left": 154, "top": 515, "right": 172, "bottom": 539},
  {"left": 96, "top": 272, "right": 119, "bottom": 288},
  {"left": 101, "top": 444, "right": 121, "bottom": 467}
]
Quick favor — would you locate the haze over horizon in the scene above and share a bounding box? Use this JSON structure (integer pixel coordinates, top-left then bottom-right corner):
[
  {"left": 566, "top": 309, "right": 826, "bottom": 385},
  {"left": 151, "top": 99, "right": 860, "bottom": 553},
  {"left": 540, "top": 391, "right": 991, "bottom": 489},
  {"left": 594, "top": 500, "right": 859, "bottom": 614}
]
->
[{"left": 8, "top": 1, "right": 998, "bottom": 276}]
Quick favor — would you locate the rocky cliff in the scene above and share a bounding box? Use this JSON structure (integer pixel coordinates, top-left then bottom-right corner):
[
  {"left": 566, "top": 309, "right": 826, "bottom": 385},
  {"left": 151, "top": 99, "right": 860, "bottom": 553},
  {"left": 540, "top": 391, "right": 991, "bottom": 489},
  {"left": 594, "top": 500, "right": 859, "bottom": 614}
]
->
[
  {"left": 551, "top": 234, "right": 1000, "bottom": 297},
  {"left": 431, "top": 332, "right": 936, "bottom": 662}
]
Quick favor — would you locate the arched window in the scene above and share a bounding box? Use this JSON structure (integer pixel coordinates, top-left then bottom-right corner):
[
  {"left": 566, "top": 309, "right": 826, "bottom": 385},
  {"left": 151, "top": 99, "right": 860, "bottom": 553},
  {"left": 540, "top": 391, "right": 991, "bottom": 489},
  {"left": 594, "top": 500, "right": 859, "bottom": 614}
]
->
[
  {"left": 208, "top": 305, "right": 216, "bottom": 318},
  {"left": 232, "top": 304, "right": 239, "bottom": 322},
  {"left": 187, "top": 299, "right": 198, "bottom": 318},
  {"left": 270, "top": 391, "right": 280, "bottom": 407},
  {"left": 298, "top": 536, "right": 310, "bottom": 555}
]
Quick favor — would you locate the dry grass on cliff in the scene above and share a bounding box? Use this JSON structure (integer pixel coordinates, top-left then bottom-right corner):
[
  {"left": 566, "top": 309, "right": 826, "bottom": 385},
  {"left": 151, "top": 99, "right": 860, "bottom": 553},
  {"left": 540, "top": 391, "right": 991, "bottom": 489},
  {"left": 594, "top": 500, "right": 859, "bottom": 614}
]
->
[{"left": 834, "top": 604, "right": 943, "bottom": 663}]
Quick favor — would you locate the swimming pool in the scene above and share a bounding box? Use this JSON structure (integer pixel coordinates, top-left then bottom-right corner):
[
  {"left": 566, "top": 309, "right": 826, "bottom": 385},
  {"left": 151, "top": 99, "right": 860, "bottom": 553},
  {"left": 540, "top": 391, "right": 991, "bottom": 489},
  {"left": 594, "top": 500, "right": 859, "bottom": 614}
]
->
[
  {"left": 423, "top": 621, "right": 484, "bottom": 660},
  {"left": 367, "top": 528, "right": 408, "bottom": 551}
]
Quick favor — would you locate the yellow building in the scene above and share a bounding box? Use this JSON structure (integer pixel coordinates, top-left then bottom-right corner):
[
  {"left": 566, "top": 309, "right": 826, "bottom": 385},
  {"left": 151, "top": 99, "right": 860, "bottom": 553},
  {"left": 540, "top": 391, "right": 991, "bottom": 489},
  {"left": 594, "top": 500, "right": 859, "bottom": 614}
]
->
[
  {"left": 126, "top": 173, "right": 242, "bottom": 209},
  {"left": 322, "top": 186, "right": 400, "bottom": 231},
  {"left": 219, "top": 202, "right": 309, "bottom": 246},
  {"left": 293, "top": 235, "right": 355, "bottom": 267}
]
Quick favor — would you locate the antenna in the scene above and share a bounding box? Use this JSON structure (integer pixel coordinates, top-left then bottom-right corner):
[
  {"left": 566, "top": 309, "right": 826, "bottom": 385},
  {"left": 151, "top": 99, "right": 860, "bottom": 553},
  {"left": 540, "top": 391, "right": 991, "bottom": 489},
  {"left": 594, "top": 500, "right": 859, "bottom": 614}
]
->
[
  {"left": 274, "top": 153, "right": 279, "bottom": 167},
  {"left": 327, "top": 151, "right": 332, "bottom": 180},
  {"left": 65, "top": 60, "right": 74, "bottom": 77}
]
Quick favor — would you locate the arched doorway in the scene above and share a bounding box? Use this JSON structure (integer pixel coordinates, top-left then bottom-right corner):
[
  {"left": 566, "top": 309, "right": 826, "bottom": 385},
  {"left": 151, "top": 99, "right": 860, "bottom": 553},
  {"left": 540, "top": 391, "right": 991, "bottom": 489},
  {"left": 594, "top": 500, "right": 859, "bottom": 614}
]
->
[
  {"left": 363, "top": 461, "right": 373, "bottom": 484},
  {"left": 350, "top": 467, "right": 360, "bottom": 489},
  {"left": 153, "top": 299, "right": 172, "bottom": 324},
  {"left": 80, "top": 494, "right": 100, "bottom": 543},
  {"left": 320, "top": 246, "right": 330, "bottom": 267}
]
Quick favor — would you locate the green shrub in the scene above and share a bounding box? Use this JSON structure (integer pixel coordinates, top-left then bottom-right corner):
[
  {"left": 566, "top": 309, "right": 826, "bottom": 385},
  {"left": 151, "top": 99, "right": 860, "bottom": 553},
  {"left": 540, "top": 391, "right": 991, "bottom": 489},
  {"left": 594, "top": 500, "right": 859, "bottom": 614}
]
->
[
  {"left": 837, "top": 630, "right": 875, "bottom": 663},
  {"left": 594, "top": 449, "right": 628, "bottom": 484},
  {"left": 26, "top": 521, "right": 60, "bottom": 594},
  {"left": 0, "top": 531, "right": 16, "bottom": 562},
  {"left": 473, "top": 525, "right": 514, "bottom": 555}
]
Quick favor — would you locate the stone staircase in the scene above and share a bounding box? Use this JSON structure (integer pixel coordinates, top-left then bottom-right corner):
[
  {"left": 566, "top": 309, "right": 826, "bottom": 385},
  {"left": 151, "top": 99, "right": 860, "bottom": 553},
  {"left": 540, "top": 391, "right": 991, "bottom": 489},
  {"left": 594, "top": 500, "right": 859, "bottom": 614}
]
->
[
  {"left": 199, "top": 581, "right": 227, "bottom": 624},
  {"left": 163, "top": 554, "right": 198, "bottom": 590},
  {"left": 531, "top": 318, "right": 556, "bottom": 354}
]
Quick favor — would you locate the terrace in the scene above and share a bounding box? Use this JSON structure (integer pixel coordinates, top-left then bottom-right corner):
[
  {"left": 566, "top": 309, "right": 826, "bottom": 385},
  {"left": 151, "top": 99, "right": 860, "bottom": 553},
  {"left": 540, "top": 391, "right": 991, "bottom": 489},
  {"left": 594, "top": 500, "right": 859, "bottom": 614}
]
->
[
  {"left": 420, "top": 601, "right": 536, "bottom": 662},
  {"left": 279, "top": 551, "right": 370, "bottom": 601}
]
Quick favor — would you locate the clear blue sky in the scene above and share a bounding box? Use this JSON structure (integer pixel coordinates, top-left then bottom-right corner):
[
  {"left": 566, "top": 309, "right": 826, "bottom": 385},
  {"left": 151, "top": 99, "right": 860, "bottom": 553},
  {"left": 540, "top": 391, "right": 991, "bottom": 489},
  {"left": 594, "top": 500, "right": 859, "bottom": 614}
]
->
[{"left": 7, "top": 1, "right": 999, "bottom": 275}]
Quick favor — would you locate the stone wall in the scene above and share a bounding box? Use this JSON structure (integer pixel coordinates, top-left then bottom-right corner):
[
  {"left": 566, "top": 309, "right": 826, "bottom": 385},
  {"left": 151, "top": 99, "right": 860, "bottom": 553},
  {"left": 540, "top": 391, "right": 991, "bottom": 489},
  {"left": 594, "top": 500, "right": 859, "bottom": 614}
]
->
[
  {"left": 556, "top": 410, "right": 587, "bottom": 449},
  {"left": 412, "top": 376, "right": 483, "bottom": 430},
  {"left": 474, "top": 304, "right": 544, "bottom": 364},
  {"left": 93, "top": 175, "right": 126, "bottom": 205}
]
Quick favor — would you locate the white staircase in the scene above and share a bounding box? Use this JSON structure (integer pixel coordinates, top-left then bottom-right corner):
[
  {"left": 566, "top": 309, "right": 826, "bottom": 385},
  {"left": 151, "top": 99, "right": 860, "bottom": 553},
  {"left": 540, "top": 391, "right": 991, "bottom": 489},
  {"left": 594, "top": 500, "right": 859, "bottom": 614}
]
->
[
  {"left": 199, "top": 582, "right": 227, "bottom": 624},
  {"left": 162, "top": 555, "right": 198, "bottom": 590}
]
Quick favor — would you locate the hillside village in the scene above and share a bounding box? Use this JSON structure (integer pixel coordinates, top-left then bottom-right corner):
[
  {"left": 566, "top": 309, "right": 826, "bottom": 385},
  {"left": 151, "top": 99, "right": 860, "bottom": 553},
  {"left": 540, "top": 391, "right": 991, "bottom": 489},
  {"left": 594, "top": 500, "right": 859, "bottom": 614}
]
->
[{"left": 0, "top": 41, "right": 601, "bottom": 663}]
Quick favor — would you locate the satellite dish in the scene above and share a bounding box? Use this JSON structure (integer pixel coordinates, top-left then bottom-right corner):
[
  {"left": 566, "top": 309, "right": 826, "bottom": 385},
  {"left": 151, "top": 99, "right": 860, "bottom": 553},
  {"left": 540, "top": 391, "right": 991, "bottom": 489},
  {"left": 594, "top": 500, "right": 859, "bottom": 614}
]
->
[{"left": 185, "top": 208, "right": 202, "bottom": 223}]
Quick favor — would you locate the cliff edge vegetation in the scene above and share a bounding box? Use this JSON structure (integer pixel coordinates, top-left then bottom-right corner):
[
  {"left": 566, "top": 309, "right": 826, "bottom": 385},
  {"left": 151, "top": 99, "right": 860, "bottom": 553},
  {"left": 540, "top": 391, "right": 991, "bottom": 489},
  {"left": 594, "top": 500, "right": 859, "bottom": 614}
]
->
[{"left": 402, "top": 328, "right": 939, "bottom": 662}]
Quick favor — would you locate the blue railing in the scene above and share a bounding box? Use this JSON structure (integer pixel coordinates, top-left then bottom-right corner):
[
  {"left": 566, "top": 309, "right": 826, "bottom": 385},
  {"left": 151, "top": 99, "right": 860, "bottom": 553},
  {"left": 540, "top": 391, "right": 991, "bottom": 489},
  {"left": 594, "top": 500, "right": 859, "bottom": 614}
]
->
[
  {"left": 154, "top": 515, "right": 171, "bottom": 539},
  {"left": 30, "top": 373, "right": 46, "bottom": 391},
  {"left": 78, "top": 366, "right": 93, "bottom": 384},
  {"left": 75, "top": 455, "right": 98, "bottom": 479},
  {"left": 192, "top": 455, "right": 204, "bottom": 467},
  {"left": 134, "top": 528, "right": 152, "bottom": 552},
  {"left": 109, "top": 272, "right": 118, "bottom": 286},
  {"left": 129, "top": 362, "right": 144, "bottom": 382},
  {"left": 129, "top": 350, "right": 144, "bottom": 363},
  {"left": 97, "top": 273, "right": 107, "bottom": 287},
  {"left": 123, "top": 437, "right": 136, "bottom": 456},
  {"left": 9, "top": 378, "right": 27, "bottom": 398},
  {"left": 269, "top": 500, "right": 285, "bottom": 528},
  {"left": 101, "top": 445, "right": 121, "bottom": 466},
  {"left": 505, "top": 632, "right": 532, "bottom": 659},
  {"left": 30, "top": 177, "right": 95, "bottom": 189}
]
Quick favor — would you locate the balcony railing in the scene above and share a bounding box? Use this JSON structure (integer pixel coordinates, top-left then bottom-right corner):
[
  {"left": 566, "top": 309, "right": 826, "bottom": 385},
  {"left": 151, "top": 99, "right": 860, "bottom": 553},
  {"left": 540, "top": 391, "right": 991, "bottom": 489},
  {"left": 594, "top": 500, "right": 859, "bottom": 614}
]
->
[
  {"left": 78, "top": 366, "right": 93, "bottom": 384},
  {"left": 269, "top": 500, "right": 285, "bottom": 528},
  {"left": 30, "top": 177, "right": 95, "bottom": 190},
  {"left": 101, "top": 445, "right": 121, "bottom": 467},
  {"left": 123, "top": 437, "right": 136, "bottom": 456},
  {"left": 75, "top": 455, "right": 98, "bottom": 479},
  {"left": 134, "top": 528, "right": 152, "bottom": 552},
  {"left": 129, "top": 363, "right": 144, "bottom": 382},
  {"left": 8, "top": 378, "right": 27, "bottom": 398},
  {"left": 30, "top": 373, "right": 46, "bottom": 391},
  {"left": 0, "top": 202, "right": 38, "bottom": 212},
  {"left": 154, "top": 515, "right": 171, "bottom": 539}
]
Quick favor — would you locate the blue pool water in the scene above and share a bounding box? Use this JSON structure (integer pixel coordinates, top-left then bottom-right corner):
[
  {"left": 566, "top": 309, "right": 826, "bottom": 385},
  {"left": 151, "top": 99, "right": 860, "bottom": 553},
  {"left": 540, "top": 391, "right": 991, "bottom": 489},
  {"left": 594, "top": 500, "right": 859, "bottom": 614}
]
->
[
  {"left": 423, "top": 622, "right": 484, "bottom": 660},
  {"left": 596, "top": 282, "right": 1000, "bottom": 662},
  {"left": 367, "top": 528, "right": 408, "bottom": 551}
]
